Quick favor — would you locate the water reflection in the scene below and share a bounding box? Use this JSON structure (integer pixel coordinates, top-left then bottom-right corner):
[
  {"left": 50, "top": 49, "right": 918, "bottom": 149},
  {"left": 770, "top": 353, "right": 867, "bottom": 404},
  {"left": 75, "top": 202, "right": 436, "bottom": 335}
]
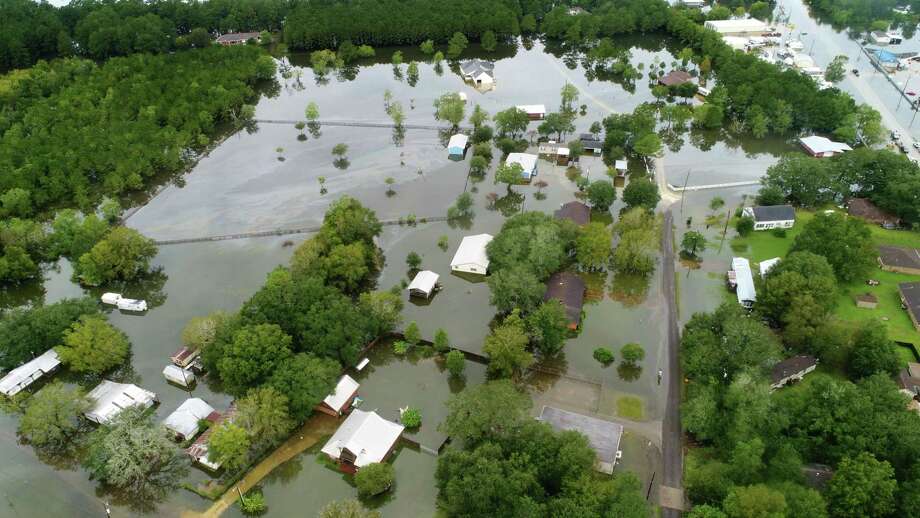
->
[
  {"left": 617, "top": 362, "right": 643, "bottom": 382},
  {"left": 609, "top": 272, "right": 651, "bottom": 307}
]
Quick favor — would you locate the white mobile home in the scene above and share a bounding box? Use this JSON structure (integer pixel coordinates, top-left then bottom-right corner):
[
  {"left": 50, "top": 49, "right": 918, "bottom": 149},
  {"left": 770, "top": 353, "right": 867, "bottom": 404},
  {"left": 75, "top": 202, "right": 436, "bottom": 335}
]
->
[
  {"left": 85, "top": 380, "right": 157, "bottom": 425},
  {"left": 407, "top": 270, "right": 440, "bottom": 298},
  {"left": 731, "top": 257, "right": 757, "bottom": 308},
  {"left": 163, "top": 398, "right": 215, "bottom": 441},
  {"left": 0, "top": 350, "right": 61, "bottom": 397},
  {"left": 163, "top": 364, "right": 196, "bottom": 387},
  {"left": 450, "top": 234, "right": 493, "bottom": 275}
]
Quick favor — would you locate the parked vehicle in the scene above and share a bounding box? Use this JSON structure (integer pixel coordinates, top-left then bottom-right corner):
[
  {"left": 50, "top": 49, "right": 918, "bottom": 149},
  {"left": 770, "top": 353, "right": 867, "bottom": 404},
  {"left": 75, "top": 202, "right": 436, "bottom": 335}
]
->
[{"left": 852, "top": 68, "right": 860, "bottom": 76}]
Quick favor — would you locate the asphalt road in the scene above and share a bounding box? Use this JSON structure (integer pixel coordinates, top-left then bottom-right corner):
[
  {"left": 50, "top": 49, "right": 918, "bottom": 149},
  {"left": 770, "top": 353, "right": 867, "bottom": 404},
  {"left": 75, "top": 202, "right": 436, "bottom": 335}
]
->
[{"left": 659, "top": 209, "right": 684, "bottom": 517}]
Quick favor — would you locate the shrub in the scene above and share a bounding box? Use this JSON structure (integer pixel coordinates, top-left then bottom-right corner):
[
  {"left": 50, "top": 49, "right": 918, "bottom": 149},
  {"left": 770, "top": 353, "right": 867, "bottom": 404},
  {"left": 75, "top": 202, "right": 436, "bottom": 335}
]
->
[
  {"left": 434, "top": 328, "right": 449, "bottom": 352},
  {"left": 355, "top": 462, "right": 395, "bottom": 497},
  {"left": 393, "top": 340, "right": 409, "bottom": 355},
  {"left": 401, "top": 407, "right": 422, "bottom": 428},
  {"left": 438, "top": 235, "right": 449, "bottom": 251},
  {"left": 593, "top": 347, "right": 615, "bottom": 365},
  {"left": 406, "top": 251, "right": 422, "bottom": 269},
  {"left": 621, "top": 343, "right": 645, "bottom": 364},
  {"left": 771, "top": 227, "right": 787, "bottom": 238},
  {"left": 240, "top": 489, "right": 267, "bottom": 515},
  {"left": 446, "top": 350, "right": 465, "bottom": 377},
  {"left": 736, "top": 216, "right": 755, "bottom": 237},
  {"left": 404, "top": 321, "right": 421, "bottom": 345}
]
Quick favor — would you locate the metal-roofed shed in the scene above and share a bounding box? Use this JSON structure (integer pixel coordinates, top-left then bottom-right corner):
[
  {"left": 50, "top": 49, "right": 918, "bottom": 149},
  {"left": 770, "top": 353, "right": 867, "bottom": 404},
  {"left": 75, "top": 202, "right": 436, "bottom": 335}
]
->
[{"left": 538, "top": 406, "right": 623, "bottom": 474}]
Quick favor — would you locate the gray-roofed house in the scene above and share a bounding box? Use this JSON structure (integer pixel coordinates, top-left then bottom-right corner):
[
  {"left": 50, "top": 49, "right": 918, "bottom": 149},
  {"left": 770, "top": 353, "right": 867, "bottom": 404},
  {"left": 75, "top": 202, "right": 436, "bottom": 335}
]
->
[
  {"left": 544, "top": 272, "right": 586, "bottom": 329},
  {"left": 459, "top": 59, "right": 495, "bottom": 86},
  {"left": 554, "top": 201, "right": 591, "bottom": 226},
  {"left": 658, "top": 70, "right": 692, "bottom": 87},
  {"left": 899, "top": 282, "right": 920, "bottom": 332},
  {"left": 215, "top": 32, "right": 260, "bottom": 45},
  {"left": 0, "top": 349, "right": 61, "bottom": 397},
  {"left": 579, "top": 133, "right": 603, "bottom": 153},
  {"left": 538, "top": 406, "right": 623, "bottom": 474},
  {"left": 742, "top": 205, "right": 796, "bottom": 231},
  {"left": 771, "top": 355, "right": 818, "bottom": 390},
  {"left": 878, "top": 245, "right": 920, "bottom": 275}
]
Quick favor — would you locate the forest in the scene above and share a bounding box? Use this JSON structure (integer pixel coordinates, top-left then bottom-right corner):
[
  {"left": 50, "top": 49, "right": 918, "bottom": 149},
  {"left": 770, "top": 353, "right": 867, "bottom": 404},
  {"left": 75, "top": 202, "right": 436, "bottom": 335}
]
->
[{"left": 804, "top": 0, "right": 920, "bottom": 35}]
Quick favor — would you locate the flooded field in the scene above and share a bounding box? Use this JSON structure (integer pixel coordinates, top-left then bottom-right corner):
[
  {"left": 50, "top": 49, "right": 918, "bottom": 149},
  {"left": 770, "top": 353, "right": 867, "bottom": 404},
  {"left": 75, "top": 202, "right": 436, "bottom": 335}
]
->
[{"left": 0, "top": 31, "right": 790, "bottom": 517}]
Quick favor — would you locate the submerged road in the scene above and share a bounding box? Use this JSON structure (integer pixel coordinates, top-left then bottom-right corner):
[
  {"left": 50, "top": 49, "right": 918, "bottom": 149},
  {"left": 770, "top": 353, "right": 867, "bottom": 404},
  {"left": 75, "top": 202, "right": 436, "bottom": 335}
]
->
[{"left": 659, "top": 209, "right": 685, "bottom": 516}]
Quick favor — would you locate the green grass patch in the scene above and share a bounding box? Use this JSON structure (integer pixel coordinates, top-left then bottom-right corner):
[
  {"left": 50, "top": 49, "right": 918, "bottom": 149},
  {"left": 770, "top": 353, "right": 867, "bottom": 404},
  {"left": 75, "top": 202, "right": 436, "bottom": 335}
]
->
[
  {"left": 897, "top": 344, "right": 918, "bottom": 365},
  {"left": 616, "top": 396, "right": 645, "bottom": 421}
]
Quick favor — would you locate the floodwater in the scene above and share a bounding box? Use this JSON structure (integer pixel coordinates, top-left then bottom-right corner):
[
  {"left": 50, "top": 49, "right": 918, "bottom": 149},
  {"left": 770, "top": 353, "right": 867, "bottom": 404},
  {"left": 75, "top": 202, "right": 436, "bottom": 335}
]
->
[{"left": 0, "top": 33, "right": 790, "bottom": 517}]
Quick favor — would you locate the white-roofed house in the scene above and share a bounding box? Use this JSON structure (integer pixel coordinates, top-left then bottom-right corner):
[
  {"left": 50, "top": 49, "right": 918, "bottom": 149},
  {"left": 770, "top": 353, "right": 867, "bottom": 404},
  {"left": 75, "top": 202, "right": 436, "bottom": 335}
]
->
[
  {"left": 163, "top": 364, "right": 196, "bottom": 388},
  {"left": 447, "top": 134, "right": 469, "bottom": 160},
  {"left": 515, "top": 104, "right": 546, "bottom": 120},
  {"left": 85, "top": 380, "right": 157, "bottom": 425},
  {"left": 316, "top": 375, "right": 361, "bottom": 416},
  {"left": 505, "top": 152, "right": 538, "bottom": 180},
  {"left": 186, "top": 403, "right": 237, "bottom": 471},
  {"left": 759, "top": 257, "right": 781, "bottom": 277},
  {"left": 450, "top": 233, "right": 494, "bottom": 275},
  {"left": 163, "top": 398, "right": 215, "bottom": 441},
  {"left": 407, "top": 270, "right": 440, "bottom": 299},
  {"left": 321, "top": 409, "right": 405, "bottom": 473},
  {"left": 0, "top": 349, "right": 61, "bottom": 397},
  {"left": 730, "top": 257, "right": 757, "bottom": 308},
  {"left": 799, "top": 135, "right": 852, "bottom": 157},
  {"left": 459, "top": 59, "right": 495, "bottom": 87}
]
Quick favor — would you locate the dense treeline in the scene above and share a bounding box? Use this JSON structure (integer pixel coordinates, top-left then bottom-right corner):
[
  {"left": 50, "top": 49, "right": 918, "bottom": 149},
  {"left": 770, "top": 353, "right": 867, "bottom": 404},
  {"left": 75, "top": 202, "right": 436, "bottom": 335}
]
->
[
  {"left": 805, "top": 0, "right": 920, "bottom": 35},
  {"left": 0, "top": 0, "right": 288, "bottom": 68},
  {"left": 284, "top": 0, "right": 523, "bottom": 50},
  {"left": 0, "top": 45, "right": 273, "bottom": 214}
]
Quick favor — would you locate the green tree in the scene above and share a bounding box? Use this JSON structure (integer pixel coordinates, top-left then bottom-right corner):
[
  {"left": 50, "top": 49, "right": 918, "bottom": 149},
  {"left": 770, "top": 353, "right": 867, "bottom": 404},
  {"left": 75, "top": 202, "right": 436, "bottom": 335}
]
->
[
  {"left": 825, "top": 55, "right": 848, "bottom": 83},
  {"left": 240, "top": 489, "right": 267, "bottom": 514},
  {"left": 756, "top": 185, "right": 786, "bottom": 206},
  {"left": 75, "top": 227, "right": 157, "bottom": 286},
  {"left": 85, "top": 407, "right": 188, "bottom": 499},
  {"left": 487, "top": 267, "right": 545, "bottom": 314},
  {"left": 483, "top": 311, "right": 533, "bottom": 377},
  {"left": 320, "top": 500, "right": 380, "bottom": 518},
  {"left": 0, "top": 297, "right": 98, "bottom": 371},
  {"left": 633, "top": 133, "right": 663, "bottom": 161},
  {"left": 433, "top": 328, "right": 449, "bottom": 352},
  {"left": 406, "top": 251, "right": 422, "bottom": 270},
  {"left": 622, "top": 178, "right": 660, "bottom": 210},
  {"left": 736, "top": 216, "right": 755, "bottom": 236},
  {"left": 18, "top": 382, "right": 90, "bottom": 451},
  {"left": 434, "top": 92, "right": 466, "bottom": 128},
  {"left": 560, "top": 82, "right": 579, "bottom": 114},
  {"left": 447, "top": 32, "right": 468, "bottom": 58},
  {"left": 359, "top": 291, "right": 404, "bottom": 339},
  {"left": 827, "top": 453, "right": 896, "bottom": 518},
  {"left": 404, "top": 321, "right": 421, "bottom": 345},
  {"left": 1, "top": 188, "right": 32, "bottom": 217},
  {"left": 56, "top": 315, "right": 129, "bottom": 374},
  {"left": 848, "top": 319, "right": 899, "bottom": 378},
  {"left": 681, "top": 231, "right": 706, "bottom": 258},
  {"left": 355, "top": 462, "right": 395, "bottom": 497},
  {"left": 446, "top": 350, "right": 466, "bottom": 377},
  {"left": 586, "top": 180, "right": 616, "bottom": 210},
  {"left": 789, "top": 212, "right": 876, "bottom": 282},
  {"left": 305, "top": 102, "right": 320, "bottom": 121},
  {"left": 419, "top": 39, "right": 435, "bottom": 54},
  {"left": 621, "top": 342, "right": 645, "bottom": 363},
  {"left": 593, "top": 347, "right": 615, "bottom": 365},
  {"left": 236, "top": 386, "right": 295, "bottom": 451},
  {"left": 332, "top": 143, "right": 348, "bottom": 157},
  {"left": 269, "top": 352, "right": 340, "bottom": 422},
  {"left": 390, "top": 50, "right": 403, "bottom": 66},
  {"left": 495, "top": 163, "right": 523, "bottom": 193},
  {"left": 401, "top": 407, "right": 421, "bottom": 428},
  {"left": 749, "top": 1, "right": 772, "bottom": 20},
  {"left": 218, "top": 324, "right": 293, "bottom": 395},
  {"left": 469, "top": 104, "right": 489, "bottom": 129},
  {"left": 481, "top": 30, "right": 497, "bottom": 52},
  {"left": 688, "top": 505, "right": 728, "bottom": 518},
  {"left": 723, "top": 484, "right": 787, "bottom": 518},
  {"left": 576, "top": 222, "right": 612, "bottom": 271},
  {"left": 49, "top": 210, "right": 110, "bottom": 259},
  {"left": 469, "top": 155, "right": 489, "bottom": 176},
  {"left": 441, "top": 380, "right": 531, "bottom": 443},
  {"left": 493, "top": 107, "right": 529, "bottom": 138},
  {"left": 612, "top": 208, "right": 659, "bottom": 275},
  {"left": 209, "top": 422, "right": 251, "bottom": 473},
  {"left": 181, "top": 311, "right": 227, "bottom": 351},
  {"left": 525, "top": 300, "right": 569, "bottom": 356}
]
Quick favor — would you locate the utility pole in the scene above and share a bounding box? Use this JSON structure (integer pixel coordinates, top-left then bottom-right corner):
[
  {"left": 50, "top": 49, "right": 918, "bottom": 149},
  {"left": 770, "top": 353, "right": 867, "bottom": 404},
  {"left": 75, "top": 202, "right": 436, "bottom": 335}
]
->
[
  {"left": 898, "top": 71, "right": 913, "bottom": 110},
  {"left": 679, "top": 169, "right": 692, "bottom": 215}
]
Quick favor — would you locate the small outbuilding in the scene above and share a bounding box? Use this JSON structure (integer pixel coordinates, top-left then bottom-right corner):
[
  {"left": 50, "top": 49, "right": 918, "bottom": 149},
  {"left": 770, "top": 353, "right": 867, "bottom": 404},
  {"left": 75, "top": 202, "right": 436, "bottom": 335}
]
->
[
  {"left": 321, "top": 409, "right": 405, "bottom": 473},
  {"left": 0, "top": 349, "right": 61, "bottom": 397},
  {"left": 538, "top": 406, "right": 623, "bottom": 474},
  {"left": 450, "top": 234, "right": 493, "bottom": 275},
  {"left": 742, "top": 205, "right": 795, "bottom": 231},
  {"left": 855, "top": 293, "right": 879, "bottom": 309},
  {"left": 163, "top": 364, "right": 196, "bottom": 387},
  {"left": 730, "top": 257, "right": 756, "bottom": 308},
  {"left": 613, "top": 159, "right": 628, "bottom": 177},
  {"left": 658, "top": 70, "right": 692, "bottom": 87},
  {"left": 187, "top": 404, "right": 236, "bottom": 471},
  {"left": 515, "top": 104, "right": 547, "bottom": 120},
  {"left": 579, "top": 133, "right": 603, "bottom": 154},
  {"left": 216, "top": 32, "right": 260, "bottom": 45},
  {"left": 898, "top": 363, "right": 920, "bottom": 396},
  {"left": 447, "top": 134, "right": 469, "bottom": 160},
  {"left": 847, "top": 198, "right": 900, "bottom": 228},
  {"left": 878, "top": 246, "right": 920, "bottom": 275},
  {"left": 407, "top": 270, "right": 440, "bottom": 299},
  {"left": 759, "top": 257, "right": 780, "bottom": 278},
  {"left": 898, "top": 282, "right": 920, "bottom": 332},
  {"left": 163, "top": 398, "right": 215, "bottom": 442},
  {"left": 870, "top": 31, "right": 892, "bottom": 45},
  {"left": 85, "top": 380, "right": 157, "bottom": 425},
  {"left": 798, "top": 135, "right": 852, "bottom": 157},
  {"left": 505, "top": 153, "right": 538, "bottom": 180},
  {"left": 316, "top": 375, "right": 361, "bottom": 416},
  {"left": 770, "top": 355, "right": 818, "bottom": 390},
  {"left": 171, "top": 346, "right": 200, "bottom": 368},
  {"left": 459, "top": 59, "right": 495, "bottom": 86},
  {"left": 554, "top": 201, "right": 591, "bottom": 226},
  {"left": 544, "top": 272, "right": 586, "bottom": 330}
]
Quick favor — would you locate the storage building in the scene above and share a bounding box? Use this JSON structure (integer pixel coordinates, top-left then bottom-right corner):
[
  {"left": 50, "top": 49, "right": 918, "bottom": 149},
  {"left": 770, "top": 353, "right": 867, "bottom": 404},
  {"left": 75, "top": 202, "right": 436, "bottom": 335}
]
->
[
  {"left": 163, "top": 398, "right": 215, "bottom": 441},
  {"left": 85, "top": 380, "right": 157, "bottom": 425},
  {"left": 450, "top": 234, "right": 493, "bottom": 274},
  {"left": 316, "top": 375, "right": 361, "bottom": 416},
  {"left": 321, "top": 409, "right": 405, "bottom": 473}
]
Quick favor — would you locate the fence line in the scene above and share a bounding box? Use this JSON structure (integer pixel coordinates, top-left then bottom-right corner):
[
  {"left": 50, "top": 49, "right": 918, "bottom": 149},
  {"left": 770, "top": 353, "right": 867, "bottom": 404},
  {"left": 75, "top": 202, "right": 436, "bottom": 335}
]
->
[
  {"left": 254, "top": 119, "right": 473, "bottom": 132},
  {"left": 666, "top": 180, "right": 759, "bottom": 192}
]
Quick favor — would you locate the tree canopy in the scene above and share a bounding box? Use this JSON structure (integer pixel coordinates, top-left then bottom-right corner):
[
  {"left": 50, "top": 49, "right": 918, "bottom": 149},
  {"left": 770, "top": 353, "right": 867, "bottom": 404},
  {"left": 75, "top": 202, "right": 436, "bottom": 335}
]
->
[{"left": 56, "top": 315, "right": 130, "bottom": 374}]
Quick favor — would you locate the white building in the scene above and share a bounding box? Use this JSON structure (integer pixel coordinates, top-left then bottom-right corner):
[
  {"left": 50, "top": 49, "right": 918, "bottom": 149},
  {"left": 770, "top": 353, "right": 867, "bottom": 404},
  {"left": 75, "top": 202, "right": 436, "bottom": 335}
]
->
[
  {"left": 799, "top": 135, "right": 852, "bottom": 157},
  {"left": 0, "top": 349, "right": 61, "bottom": 397},
  {"left": 703, "top": 19, "right": 768, "bottom": 35},
  {"left": 742, "top": 205, "right": 796, "bottom": 230},
  {"left": 407, "top": 270, "right": 440, "bottom": 298},
  {"left": 759, "top": 257, "right": 781, "bottom": 277},
  {"left": 85, "top": 380, "right": 157, "bottom": 425},
  {"left": 450, "top": 234, "right": 493, "bottom": 275},
  {"left": 321, "top": 409, "right": 405, "bottom": 470},
  {"left": 317, "top": 375, "right": 361, "bottom": 416},
  {"left": 505, "top": 152, "right": 538, "bottom": 180},
  {"left": 447, "top": 134, "right": 469, "bottom": 158},
  {"left": 870, "top": 31, "right": 891, "bottom": 45},
  {"left": 515, "top": 104, "right": 547, "bottom": 120},
  {"left": 459, "top": 59, "right": 495, "bottom": 86},
  {"left": 163, "top": 364, "right": 195, "bottom": 387},
  {"left": 731, "top": 257, "right": 757, "bottom": 308},
  {"left": 100, "top": 293, "right": 148, "bottom": 312},
  {"left": 163, "top": 398, "right": 215, "bottom": 441}
]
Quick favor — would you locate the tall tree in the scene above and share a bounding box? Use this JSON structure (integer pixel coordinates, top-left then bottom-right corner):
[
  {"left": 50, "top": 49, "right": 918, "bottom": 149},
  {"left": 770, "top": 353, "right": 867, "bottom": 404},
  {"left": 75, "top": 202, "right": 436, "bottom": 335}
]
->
[
  {"left": 18, "top": 382, "right": 90, "bottom": 451},
  {"left": 826, "top": 453, "right": 897, "bottom": 518},
  {"left": 56, "top": 315, "right": 129, "bottom": 374}
]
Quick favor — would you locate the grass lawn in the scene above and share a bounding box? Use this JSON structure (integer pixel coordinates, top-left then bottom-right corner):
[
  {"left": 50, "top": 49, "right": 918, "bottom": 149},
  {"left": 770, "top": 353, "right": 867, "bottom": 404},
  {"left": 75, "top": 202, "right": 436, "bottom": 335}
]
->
[
  {"left": 731, "top": 209, "right": 920, "bottom": 346},
  {"left": 616, "top": 396, "right": 644, "bottom": 421}
]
